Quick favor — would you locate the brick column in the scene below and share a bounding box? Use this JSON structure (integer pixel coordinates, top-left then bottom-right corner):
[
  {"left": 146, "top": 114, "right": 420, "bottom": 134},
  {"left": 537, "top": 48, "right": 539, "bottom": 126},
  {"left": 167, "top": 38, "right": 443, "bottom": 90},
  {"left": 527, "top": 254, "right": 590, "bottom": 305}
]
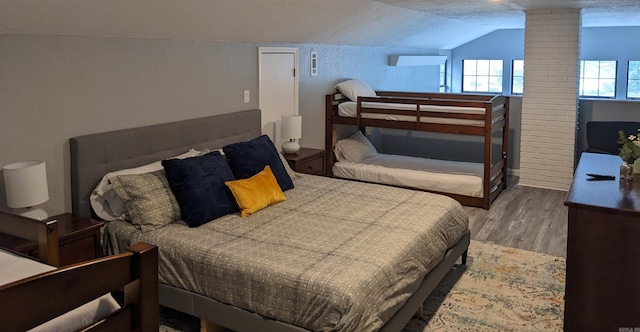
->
[{"left": 519, "top": 8, "right": 581, "bottom": 190}]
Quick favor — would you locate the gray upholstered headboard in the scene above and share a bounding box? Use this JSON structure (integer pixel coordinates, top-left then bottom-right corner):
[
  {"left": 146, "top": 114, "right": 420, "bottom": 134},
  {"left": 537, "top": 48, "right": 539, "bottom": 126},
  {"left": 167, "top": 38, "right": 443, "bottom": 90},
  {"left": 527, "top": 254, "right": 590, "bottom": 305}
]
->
[{"left": 70, "top": 109, "right": 261, "bottom": 219}]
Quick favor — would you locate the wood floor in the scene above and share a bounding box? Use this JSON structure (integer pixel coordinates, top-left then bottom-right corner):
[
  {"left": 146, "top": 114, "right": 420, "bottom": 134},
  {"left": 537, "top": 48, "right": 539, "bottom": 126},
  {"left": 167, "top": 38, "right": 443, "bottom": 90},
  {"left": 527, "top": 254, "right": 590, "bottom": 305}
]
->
[{"left": 464, "top": 177, "right": 568, "bottom": 258}]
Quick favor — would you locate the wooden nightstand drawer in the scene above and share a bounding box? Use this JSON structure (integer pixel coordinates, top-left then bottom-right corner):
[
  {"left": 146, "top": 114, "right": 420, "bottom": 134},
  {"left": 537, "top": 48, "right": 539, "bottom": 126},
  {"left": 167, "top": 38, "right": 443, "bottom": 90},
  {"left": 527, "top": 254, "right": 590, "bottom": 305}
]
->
[
  {"left": 297, "top": 156, "right": 324, "bottom": 175},
  {"left": 284, "top": 148, "right": 326, "bottom": 176}
]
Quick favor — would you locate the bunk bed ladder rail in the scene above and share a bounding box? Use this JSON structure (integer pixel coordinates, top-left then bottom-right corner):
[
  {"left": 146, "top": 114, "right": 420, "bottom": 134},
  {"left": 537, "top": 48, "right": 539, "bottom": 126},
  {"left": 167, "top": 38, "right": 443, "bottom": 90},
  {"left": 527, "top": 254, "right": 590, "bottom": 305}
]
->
[{"left": 485, "top": 95, "right": 510, "bottom": 208}]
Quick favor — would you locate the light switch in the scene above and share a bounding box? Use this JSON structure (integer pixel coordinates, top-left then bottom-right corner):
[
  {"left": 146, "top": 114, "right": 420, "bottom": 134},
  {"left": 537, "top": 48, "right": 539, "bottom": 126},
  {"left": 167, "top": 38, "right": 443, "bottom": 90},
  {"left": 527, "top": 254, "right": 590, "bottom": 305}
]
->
[{"left": 243, "top": 90, "right": 250, "bottom": 103}]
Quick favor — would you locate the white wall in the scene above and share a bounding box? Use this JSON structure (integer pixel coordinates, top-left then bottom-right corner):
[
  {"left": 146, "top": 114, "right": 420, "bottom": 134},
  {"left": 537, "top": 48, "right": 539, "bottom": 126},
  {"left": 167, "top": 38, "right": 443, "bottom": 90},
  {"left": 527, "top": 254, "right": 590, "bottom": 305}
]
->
[{"left": 0, "top": 34, "right": 440, "bottom": 215}]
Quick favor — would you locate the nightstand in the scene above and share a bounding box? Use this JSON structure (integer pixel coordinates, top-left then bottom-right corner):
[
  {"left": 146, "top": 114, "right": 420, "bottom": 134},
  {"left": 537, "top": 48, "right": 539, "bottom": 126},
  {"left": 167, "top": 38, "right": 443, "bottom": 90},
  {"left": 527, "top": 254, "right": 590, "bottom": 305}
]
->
[
  {"left": 0, "top": 213, "right": 103, "bottom": 266},
  {"left": 283, "top": 147, "right": 325, "bottom": 175}
]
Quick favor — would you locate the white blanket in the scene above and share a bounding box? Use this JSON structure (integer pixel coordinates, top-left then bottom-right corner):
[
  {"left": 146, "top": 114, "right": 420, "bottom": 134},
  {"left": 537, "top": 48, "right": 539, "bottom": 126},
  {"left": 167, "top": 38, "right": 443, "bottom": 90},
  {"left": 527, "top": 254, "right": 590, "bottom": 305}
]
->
[
  {"left": 332, "top": 153, "right": 484, "bottom": 197},
  {"left": 0, "top": 249, "right": 55, "bottom": 286}
]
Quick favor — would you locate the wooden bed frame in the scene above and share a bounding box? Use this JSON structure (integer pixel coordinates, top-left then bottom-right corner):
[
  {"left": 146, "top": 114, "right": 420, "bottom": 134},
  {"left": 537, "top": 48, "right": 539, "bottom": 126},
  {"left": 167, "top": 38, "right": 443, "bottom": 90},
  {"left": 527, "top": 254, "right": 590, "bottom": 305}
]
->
[
  {"left": 0, "top": 211, "right": 159, "bottom": 331},
  {"left": 325, "top": 91, "right": 510, "bottom": 209},
  {"left": 69, "top": 109, "right": 471, "bottom": 332}
]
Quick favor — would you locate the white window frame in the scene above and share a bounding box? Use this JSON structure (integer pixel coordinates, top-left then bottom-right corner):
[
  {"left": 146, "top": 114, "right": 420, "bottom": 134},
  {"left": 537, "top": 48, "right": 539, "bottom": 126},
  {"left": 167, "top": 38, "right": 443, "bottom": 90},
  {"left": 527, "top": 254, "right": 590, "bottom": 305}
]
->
[
  {"left": 579, "top": 60, "right": 617, "bottom": 98},
  {"left": 462, "top": 59, "right": 503, "bottom": 93}
]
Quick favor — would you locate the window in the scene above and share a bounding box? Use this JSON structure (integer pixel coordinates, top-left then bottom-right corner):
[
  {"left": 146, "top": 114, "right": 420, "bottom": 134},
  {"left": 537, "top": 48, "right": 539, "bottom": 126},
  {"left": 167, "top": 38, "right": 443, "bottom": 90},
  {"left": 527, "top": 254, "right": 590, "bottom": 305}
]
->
[
  {"left": 439, "top": 62, "right": 447, "bottom": 92},
  {"left": 462, "top": 60, "right": 503, "bottom": 93},
  {"left": 579, "top": 60, "right": 616, "bottom": 98},
  {"left": 628, "top": 61, "right": 640, "bottom": 99},
  {"left": 511, "top": 60, "right": 524, "bottom": 95}
]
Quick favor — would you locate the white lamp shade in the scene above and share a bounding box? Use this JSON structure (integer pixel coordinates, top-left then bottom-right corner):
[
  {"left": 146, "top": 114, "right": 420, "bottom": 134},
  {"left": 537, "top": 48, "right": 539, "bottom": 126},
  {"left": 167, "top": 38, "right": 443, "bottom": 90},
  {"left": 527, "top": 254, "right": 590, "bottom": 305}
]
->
[
  {"left": 3, "top": 161, "right": 49, "bottom": 208},
  {"left": 281, "top": 115, "right": 302, "bottom": 140}
]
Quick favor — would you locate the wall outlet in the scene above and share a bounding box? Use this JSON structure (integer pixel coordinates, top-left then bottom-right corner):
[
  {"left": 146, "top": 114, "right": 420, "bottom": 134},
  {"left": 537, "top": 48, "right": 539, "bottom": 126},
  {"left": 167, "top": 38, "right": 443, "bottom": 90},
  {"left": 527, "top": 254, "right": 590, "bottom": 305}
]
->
[{"left": 243, "top": 90, "right": 250, "bottom": 103}]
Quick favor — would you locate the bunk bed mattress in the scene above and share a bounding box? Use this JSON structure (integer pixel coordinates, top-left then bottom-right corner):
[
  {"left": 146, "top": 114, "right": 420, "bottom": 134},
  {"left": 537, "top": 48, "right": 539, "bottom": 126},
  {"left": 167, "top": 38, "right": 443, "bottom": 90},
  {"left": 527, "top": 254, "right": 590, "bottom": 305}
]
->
[
  {"left": 332, "top": 154, "right": 484, "bottom": 198},
  {"left": 0, "top": 249, "right": 55, "bottom": 285},
  {"left": 103, "top": 174, "right": 468, "bottom": 332},
  {"left": 338, "top": 101, "right": 501, "bottom": 126}
]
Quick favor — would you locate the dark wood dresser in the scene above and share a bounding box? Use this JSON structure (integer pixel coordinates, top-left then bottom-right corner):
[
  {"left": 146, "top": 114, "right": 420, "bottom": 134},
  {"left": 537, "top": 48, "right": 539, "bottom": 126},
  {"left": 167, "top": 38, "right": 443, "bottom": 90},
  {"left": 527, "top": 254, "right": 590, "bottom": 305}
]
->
[{"left": 564, "top": 152, "right": 640, "bottom": 331}]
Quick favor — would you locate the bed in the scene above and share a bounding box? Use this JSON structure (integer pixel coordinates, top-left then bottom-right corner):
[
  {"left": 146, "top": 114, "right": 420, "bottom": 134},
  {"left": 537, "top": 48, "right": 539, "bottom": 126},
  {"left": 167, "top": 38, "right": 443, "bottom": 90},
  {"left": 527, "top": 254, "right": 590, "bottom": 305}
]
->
[
  {"left": 325, "top": 79, "right": 510, "bottom": 209},
  {"left": 0, "top": 211, "right": 158, "bottom": 331},
  {"left": 69, "top": 109, "right": 471, "bottom": 332}
]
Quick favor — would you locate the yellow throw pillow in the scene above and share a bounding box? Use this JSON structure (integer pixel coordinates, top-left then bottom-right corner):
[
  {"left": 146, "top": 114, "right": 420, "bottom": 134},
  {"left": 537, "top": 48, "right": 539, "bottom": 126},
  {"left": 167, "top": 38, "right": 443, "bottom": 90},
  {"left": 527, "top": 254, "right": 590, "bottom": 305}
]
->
[{"left": 225, "top": 165, "right": 286, "bottom": 217}]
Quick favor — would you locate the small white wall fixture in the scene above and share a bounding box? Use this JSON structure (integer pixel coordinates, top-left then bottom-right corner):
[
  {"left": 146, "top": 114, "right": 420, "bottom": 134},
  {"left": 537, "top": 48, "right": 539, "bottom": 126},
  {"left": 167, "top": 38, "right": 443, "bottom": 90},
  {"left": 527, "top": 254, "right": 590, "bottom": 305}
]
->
[{"left": 389, "top": 55, "right": 447, "bottom": 66}]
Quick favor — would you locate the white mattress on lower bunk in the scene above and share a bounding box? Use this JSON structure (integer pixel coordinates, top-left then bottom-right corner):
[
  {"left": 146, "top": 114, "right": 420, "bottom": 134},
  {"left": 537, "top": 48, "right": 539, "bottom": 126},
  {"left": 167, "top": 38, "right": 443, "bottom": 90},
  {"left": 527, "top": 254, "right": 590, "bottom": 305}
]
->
[
  {"left": 338, "top": 101, "right": 502, "bottom": 126},
  {"left": 332, "top": 153, "right": 484, "bottom": 198}
]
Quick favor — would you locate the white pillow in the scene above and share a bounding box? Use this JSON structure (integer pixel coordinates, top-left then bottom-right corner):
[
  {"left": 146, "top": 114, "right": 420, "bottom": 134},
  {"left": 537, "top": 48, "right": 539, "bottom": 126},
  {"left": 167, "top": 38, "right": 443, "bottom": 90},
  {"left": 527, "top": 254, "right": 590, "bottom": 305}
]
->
[
  {"left": 334, "top": 79, "right": 377, "bottom": 102},
  {"left": 90, "top": 148, "right": 201, "bottom": 221},
  {"left": 334, "top": 131, "right": 377, "bottom": 163}
]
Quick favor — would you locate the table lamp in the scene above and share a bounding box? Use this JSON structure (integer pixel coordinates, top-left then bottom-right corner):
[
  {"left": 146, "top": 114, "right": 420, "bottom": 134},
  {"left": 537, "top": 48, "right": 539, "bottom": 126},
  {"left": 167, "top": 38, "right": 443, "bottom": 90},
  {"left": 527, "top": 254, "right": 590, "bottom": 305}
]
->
[
  {"left": 281, "top": 115, "right": 302, "bottom": 154},
  {"left": 3, "top": 160, "right": 49, "bottom": 220}
]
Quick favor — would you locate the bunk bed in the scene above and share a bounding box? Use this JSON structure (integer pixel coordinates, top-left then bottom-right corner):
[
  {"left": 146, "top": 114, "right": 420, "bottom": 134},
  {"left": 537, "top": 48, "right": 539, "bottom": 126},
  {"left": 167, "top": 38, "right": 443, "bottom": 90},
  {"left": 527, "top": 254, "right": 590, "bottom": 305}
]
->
[
  {"left": 0, "top": 211, "right": 158, "bottom": 332},
  {"left": 325, "top": 81, "right": 510, "bottom": 209}
]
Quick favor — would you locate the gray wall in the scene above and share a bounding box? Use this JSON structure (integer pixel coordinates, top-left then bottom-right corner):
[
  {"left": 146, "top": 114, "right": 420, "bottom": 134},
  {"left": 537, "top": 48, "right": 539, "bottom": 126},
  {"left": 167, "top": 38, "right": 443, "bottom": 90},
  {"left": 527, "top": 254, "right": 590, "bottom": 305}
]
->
[{"left": 0, "top": 34, "right": 440, "bottom": 215}]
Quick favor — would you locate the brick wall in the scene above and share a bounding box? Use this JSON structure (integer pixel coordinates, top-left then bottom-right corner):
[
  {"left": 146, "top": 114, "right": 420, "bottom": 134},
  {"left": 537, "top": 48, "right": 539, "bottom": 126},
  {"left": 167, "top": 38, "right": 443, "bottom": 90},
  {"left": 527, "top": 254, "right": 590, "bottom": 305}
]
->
[{"left": 519, "top": 9, "right": 581, "bottom": 190}]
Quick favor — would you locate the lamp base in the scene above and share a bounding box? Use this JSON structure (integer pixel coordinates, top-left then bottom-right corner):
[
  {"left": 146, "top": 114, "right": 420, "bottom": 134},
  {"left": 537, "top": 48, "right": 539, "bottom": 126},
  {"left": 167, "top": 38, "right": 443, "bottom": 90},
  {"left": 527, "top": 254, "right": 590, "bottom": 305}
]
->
[
  {"left": 282, "top": 140, "right": 300, "bottom": 155},
  {"left": 19, "top": 208, "right": 49, "bottom": 220}
]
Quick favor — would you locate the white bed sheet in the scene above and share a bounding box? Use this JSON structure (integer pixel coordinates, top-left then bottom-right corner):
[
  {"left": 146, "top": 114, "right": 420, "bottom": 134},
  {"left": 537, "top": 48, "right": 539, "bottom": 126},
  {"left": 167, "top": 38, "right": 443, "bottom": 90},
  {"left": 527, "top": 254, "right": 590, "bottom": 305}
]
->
[
  {"left": 338, "top": 101, "right": 504, "bottom": 126},
  {"left": 0, "top": 249, "right": 56, "bottom": 285},
  {"left": 332, "top": 153, "right": 484, "bottom": 198},
  {"left": 0, "top": 249, "right": 120, "bottom": 332}
]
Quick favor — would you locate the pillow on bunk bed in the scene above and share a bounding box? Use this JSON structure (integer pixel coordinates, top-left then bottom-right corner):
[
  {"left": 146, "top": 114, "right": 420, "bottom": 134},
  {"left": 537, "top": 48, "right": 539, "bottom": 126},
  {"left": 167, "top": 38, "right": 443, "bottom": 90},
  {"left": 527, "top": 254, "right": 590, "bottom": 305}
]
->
[
  {"left": 334, "top": 131, "right": 378, "bottom": 163},
  {"left": 335, "top": 79, "right": 377, "bottom": 102}
]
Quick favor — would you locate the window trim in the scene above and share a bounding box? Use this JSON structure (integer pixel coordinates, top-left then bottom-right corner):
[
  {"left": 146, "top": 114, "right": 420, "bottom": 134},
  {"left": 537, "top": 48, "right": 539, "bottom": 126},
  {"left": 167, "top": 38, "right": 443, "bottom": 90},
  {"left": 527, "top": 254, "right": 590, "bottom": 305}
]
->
[
  {"left": 579, "top": 60, "right": 617, "bottom": 99},
  {"left": 462, "top": 59, "right": 504, "bottom": 94},
  {"left": 511, "top": 59, "right": 524, "bottom": 95},
  {"left": 627, "top": 60, "right": 640, "bottom": 100}
]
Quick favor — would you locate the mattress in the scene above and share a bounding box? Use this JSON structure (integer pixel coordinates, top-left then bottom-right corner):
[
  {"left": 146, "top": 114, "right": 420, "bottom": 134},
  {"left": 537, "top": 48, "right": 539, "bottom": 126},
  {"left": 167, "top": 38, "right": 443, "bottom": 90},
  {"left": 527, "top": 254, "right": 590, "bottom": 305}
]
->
[
  {"left": 332, "top": 153, "right": 484, "bottom": 198},
  {"left": 0, "top": 249, "right": 55, "bottom": 285},
  {"left": 103, "top": 174, "right": 468, "bottom": 332},
  {"left": 338, "top": 101, "right": 504, "bottom": 126}
]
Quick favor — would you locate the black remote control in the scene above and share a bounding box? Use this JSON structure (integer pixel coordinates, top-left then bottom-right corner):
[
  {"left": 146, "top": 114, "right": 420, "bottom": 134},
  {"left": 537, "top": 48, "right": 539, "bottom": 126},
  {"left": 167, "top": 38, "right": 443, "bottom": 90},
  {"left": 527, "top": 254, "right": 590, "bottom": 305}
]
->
[{"left": 586, "top": 173, "right": 616, "bottom": 180}]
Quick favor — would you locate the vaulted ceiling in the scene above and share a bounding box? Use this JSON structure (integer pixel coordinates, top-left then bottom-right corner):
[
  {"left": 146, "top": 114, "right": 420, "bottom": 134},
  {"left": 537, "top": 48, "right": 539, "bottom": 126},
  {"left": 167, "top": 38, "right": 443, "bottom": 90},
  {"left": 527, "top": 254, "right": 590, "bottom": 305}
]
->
[{"left": 1, "top": 0, "right": 639, "bottom": 49}]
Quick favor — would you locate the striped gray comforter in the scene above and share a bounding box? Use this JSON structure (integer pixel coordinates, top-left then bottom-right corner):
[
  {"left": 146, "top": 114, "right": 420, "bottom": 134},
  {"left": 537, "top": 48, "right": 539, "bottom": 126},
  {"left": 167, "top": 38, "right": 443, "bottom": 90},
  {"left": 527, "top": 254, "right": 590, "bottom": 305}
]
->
[{"left": 104, "top": 174, "right": 468, "bottom": 331}]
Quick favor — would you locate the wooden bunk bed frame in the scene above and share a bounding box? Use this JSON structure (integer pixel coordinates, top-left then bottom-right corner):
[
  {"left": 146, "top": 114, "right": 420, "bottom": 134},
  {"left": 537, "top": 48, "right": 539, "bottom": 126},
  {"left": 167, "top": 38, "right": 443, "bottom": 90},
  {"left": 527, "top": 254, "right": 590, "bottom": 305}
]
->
[
  {"left": 0, "top": 211, "right": 159, "bottom": 331},
  {"left": 325, "top": 91, "right": 510, "bottom": 209}
]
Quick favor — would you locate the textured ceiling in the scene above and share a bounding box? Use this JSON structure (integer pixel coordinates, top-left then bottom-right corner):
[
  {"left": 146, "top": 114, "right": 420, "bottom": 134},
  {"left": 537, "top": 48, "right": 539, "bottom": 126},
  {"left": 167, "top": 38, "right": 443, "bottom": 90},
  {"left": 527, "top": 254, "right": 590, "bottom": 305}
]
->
[{"left": 0, "top": 0, "right": 638, "bottom": 49}]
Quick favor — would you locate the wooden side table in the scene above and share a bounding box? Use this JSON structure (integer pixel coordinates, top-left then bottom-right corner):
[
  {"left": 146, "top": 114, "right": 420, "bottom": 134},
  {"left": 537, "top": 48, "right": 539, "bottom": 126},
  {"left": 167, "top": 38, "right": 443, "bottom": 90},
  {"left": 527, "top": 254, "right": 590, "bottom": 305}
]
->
[
  {"left": 0, "top": 213, "right": 103, "bottom": 266},
  {"left": 283, "top": 148, "right": 325, "bottom": 175}
]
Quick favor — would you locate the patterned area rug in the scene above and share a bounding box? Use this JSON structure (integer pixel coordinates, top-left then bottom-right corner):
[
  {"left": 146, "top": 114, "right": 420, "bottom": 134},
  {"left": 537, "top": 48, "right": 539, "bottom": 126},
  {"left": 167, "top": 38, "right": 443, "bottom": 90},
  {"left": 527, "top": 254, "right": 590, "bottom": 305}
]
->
[
  {"left": 404, "top": 240, "right": 565, "bottom": 332},
  {"left": 160, "top": 240, "right": 565, "bottom": 331}
]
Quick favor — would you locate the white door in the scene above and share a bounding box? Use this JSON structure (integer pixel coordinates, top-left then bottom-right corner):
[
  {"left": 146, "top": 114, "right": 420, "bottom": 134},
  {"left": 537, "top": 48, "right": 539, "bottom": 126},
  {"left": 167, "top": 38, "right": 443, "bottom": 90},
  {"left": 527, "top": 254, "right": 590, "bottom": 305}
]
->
[{"left": 259, "top": 47, "right": 298, "bottom": 151}]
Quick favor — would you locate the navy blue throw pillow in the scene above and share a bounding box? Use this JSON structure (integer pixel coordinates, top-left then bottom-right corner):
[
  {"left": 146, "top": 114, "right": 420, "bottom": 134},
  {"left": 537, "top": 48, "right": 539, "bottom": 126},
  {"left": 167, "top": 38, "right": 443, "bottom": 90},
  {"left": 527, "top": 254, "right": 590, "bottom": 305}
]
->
[
  {"left": 162, "top": 151, "right": 238, "bottom": 227},
  {"left": 222, "top": 135, "right": 294, "bottom": 191}
]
